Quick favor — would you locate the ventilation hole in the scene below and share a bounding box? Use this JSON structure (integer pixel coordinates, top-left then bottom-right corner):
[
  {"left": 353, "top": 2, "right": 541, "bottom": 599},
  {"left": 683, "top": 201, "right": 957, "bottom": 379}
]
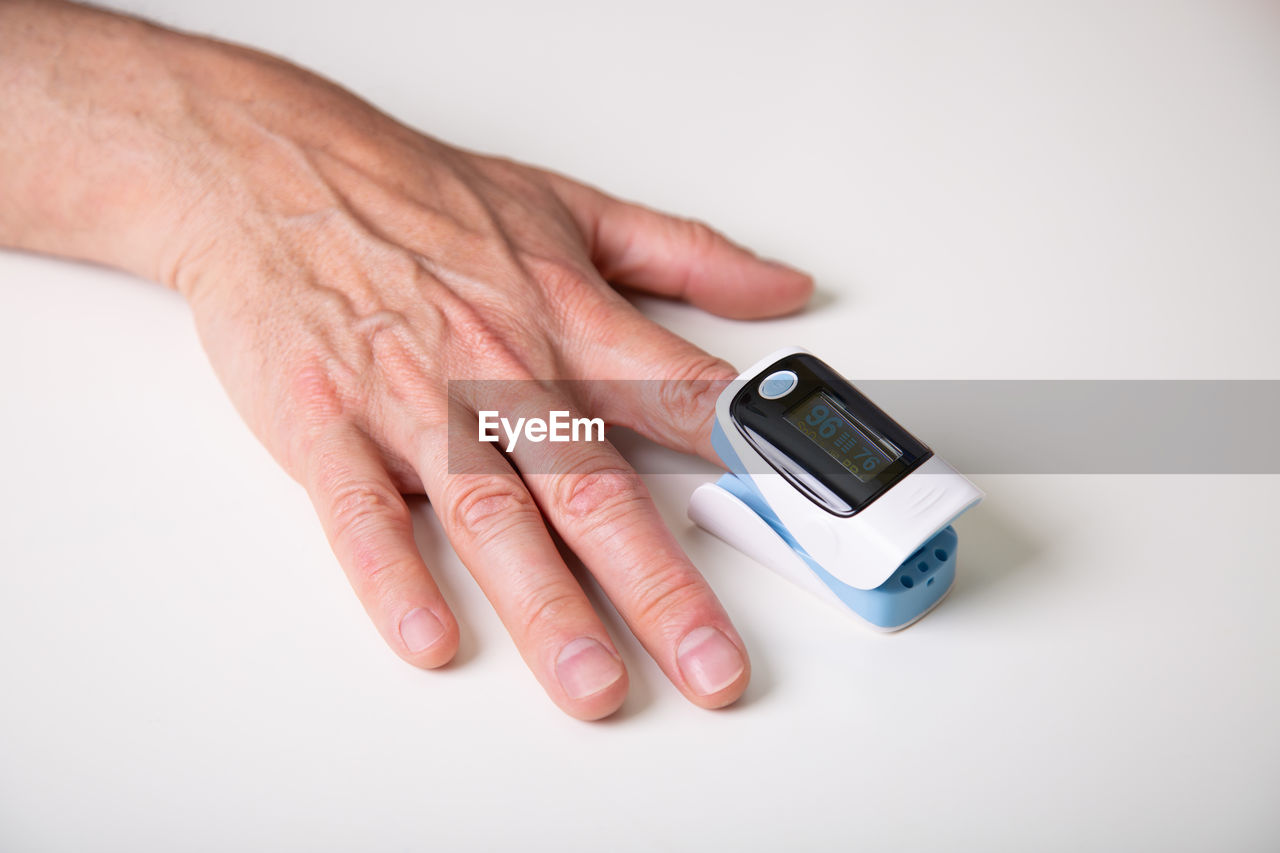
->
[
  {"left": 900, "top": 575, "right": 914, "bottom": 589},
  {"left": 926, "top": 577, "right": 935, "bottom": 586},
  {"left": 934, "top": 548, "right": 949, "bottom": 561},
  {"left": 918, "top": 561, "right": 930, "bottom": 573}
]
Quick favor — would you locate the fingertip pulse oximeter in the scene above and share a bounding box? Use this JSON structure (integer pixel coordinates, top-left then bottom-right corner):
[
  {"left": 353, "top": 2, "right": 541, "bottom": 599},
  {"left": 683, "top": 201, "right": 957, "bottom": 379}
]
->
[{"left": 688, "top": 348, "right": 983, "bottom": 631}]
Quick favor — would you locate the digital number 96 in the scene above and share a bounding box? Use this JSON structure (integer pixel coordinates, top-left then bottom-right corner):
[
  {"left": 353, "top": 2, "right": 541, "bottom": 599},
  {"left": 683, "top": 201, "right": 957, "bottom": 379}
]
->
[{"left": 804, "top": 404, "right": 841, "bottom": 439}]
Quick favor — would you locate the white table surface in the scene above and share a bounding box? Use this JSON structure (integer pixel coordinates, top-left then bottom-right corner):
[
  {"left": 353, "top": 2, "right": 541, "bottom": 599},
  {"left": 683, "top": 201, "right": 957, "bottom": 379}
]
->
[{"left": 2, "top": 2, "right": 1278, "bottom": 850}]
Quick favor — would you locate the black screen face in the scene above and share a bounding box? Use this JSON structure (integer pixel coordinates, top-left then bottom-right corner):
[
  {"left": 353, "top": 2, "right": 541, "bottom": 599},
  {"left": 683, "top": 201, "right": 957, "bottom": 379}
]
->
[
  {"left": 730, "top": 354, "right": 931, "bottom": 516},
  {"left": 783, "top": 392, "right": 902, "bottom": 483}
]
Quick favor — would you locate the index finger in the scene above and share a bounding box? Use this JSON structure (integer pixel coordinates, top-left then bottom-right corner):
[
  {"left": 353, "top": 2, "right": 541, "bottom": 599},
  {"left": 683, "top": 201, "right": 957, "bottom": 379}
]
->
[{"left": 566, "top": 301, "right": 739, "bottom": 465}]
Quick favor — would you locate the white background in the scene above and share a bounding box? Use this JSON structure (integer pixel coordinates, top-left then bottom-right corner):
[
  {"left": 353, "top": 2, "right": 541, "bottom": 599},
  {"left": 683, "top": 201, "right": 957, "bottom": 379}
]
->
[{"left": 2, "top": 1, "right": 1278, "bottom": 850}]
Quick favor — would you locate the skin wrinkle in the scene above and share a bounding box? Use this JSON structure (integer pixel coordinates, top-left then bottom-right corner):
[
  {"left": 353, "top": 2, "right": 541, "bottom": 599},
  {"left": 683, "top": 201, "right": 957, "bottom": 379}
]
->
[
  {"left": 444, "top": 475, "right": 539, "bottom": 545},
  {"left": 161, "top": 179, "right": 222, "bottom": 290},
  {"left": 624, "top": 565, "right": 710, "bottom": 628},
  {"left": 558, "top": 467, "right": 642, "bottom": 521},
  {"left": 514, "top": 588, "right": 585, "bottom": 648}
]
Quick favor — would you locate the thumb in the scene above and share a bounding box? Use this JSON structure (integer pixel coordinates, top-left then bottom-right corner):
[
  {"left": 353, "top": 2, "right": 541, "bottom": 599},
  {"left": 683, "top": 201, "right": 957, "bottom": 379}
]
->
[{"left": 553, "top": 179, "right": 814, "bottom": 320}]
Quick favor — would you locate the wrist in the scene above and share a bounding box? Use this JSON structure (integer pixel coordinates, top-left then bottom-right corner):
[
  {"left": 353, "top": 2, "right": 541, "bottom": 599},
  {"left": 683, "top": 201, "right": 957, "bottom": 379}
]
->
[{"left": 0, "top": 2, "right": 219, "bottom": 288}]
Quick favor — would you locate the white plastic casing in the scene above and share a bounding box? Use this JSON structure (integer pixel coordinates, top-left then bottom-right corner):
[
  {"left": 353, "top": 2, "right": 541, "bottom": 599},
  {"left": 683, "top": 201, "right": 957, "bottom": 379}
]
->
[
  {"left": 711, "top": 348, "right": 983, "bottom": 591},
  {"left": 688, "top": 480, "right": 847, "bottom": 607}
]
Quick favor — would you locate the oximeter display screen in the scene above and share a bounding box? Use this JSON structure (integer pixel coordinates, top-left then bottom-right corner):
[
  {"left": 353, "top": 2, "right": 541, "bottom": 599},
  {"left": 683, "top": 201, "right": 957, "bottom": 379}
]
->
[
  {"left": 784, "top": 392, "right": 901, "bottom": 483},
  {"left": 730, "top": 353, "right": 931, "bottom": 515}
]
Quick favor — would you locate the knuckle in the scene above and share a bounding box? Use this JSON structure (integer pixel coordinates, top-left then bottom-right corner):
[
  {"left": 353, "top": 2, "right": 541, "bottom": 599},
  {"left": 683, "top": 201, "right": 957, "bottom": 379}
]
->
[
  {"left": 445, "top": 476, "right": 536, "bottom": 539},
  {"left": 325, "top": 480, "right": 410, "bottom": 580},
  {"left": 328, "top": 480, "right": 406, "bottom": 535},
  {"left": 629, "top": 566, "right": 708, "bottom": 628},
  {"left": 556, "top": 466, "right": 646, "bottom": 524},
  {"left": 289, "top": 362, "right": 348, "bottom": 422},
  {"left": 281, "top": 367, "right": 358, "bottom": 471},
  {"left": 681, "top": 219, "right": 722, "bottom": 257},
  {"left": 656, "top": 355, "right": 735, "bottom": 436},
  {"left": 527, "top": 253, "right": 595, "bottom": 296}
]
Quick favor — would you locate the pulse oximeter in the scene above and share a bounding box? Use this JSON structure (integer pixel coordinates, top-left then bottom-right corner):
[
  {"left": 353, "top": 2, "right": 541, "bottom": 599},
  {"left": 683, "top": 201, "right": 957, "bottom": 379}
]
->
[{"left": 688, "top": 348, "right": 983, "bottom": 631}]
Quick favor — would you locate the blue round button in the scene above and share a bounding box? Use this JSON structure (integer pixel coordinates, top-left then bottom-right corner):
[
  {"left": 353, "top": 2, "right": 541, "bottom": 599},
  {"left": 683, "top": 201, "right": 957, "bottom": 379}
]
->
[{"left": 759, "top": 370, "right": 798, "bottom": 399}]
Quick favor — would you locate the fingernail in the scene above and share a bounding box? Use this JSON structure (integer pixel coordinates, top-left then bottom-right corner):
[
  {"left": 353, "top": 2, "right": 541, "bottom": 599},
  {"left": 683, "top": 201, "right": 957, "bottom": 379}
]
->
[
  {"left": 677, "top": 626, "right": 745, "bottom": 696},
  {"left": 556, "top": 637, "right": 625, "bottom": 699},
  {"left": 399, "top": 607, "right": 446, "bottom": 653}
]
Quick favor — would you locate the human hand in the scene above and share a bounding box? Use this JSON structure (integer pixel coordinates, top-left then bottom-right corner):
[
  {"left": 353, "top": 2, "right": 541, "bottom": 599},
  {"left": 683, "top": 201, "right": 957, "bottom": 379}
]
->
[{"left": 0, "top": 2, "right": 812, "bottom": 719}]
